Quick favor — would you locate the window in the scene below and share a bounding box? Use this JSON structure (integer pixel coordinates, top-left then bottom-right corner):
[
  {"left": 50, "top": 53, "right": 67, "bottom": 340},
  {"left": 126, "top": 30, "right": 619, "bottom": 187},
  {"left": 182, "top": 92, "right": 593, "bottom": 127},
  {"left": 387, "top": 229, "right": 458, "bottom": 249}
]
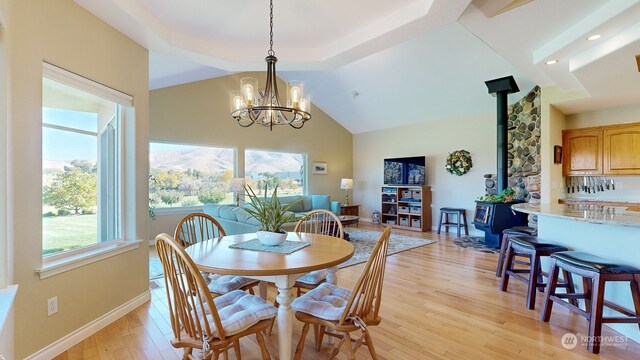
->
[
  {"left": 41, "top": 64, "right": 130, "bottom": 260},
  {"left": 245, "top": 149, "right": 305, "bottom": 195},
  {"left": 149, "top": 143, "right": 235, "bottom": 208}
]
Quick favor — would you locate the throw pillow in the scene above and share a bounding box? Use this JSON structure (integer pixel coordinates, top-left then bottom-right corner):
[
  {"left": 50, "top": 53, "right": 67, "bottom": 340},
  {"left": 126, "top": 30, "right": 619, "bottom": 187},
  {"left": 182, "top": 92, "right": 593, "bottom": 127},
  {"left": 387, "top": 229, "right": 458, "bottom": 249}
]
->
[{"left": 311, "top": 195, "right": 331, "bottom": 211}]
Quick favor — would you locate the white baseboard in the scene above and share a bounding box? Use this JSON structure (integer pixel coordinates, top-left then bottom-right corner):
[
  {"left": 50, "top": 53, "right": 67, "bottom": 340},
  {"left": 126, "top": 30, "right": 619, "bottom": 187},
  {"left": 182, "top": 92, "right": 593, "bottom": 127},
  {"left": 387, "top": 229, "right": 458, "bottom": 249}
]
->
[{"left": 25, "top": 290, "right": 151, "bottom": 360}]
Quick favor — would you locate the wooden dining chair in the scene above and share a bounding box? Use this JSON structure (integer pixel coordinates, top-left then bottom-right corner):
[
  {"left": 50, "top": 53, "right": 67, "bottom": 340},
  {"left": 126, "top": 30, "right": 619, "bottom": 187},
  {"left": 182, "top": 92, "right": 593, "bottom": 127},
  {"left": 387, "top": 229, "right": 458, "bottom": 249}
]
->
[
  {"left": 174, "top": 212, "right": 259, "bottom": 297},
  {"left": 293, "top": 209, "right": 345, "bottom": 295},
  {"left": 174, "top": 212, "right": 226, "bottom": 247},
  {"left": 154, "top": 233, "right": 276, "bottom": 360},
  {"left": 291, "top": 226, "right": 391, "bottom": 360}
]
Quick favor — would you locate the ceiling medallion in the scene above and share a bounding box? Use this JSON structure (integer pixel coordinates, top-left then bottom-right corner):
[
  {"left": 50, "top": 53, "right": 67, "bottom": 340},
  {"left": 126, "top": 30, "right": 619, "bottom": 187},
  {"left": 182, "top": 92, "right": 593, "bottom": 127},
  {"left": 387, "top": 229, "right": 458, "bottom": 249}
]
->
[{"left": 229, "top": 0, "right": 311, "bottom": 130}]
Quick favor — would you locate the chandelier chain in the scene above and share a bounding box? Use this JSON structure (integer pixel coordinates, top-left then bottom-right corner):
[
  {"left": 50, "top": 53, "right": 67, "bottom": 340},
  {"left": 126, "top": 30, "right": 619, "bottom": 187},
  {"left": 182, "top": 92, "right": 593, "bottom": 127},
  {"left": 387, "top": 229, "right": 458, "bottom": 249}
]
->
[{"left": 268, "top": 0, "right": 274, "bottom": 56}]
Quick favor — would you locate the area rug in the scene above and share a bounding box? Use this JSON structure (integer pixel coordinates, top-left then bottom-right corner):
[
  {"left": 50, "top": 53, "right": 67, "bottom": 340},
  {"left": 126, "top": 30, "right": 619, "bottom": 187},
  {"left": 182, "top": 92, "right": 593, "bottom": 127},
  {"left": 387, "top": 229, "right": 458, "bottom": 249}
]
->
[
  {"left": 339, "top": 228, "right": 435, "bottom": 268},
  {"left": 452, "top": 236, "right": 500, "bottom": 254},
  {"left": 149, "top": 229, "right": 435, "bottom": 280}
]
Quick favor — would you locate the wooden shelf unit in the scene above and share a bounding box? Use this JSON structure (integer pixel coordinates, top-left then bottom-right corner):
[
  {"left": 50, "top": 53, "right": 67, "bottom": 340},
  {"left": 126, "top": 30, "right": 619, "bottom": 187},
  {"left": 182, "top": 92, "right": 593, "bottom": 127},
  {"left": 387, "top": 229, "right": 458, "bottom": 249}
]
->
[{"left": 381, "top": 185, "right": 431, "bottom": 232}]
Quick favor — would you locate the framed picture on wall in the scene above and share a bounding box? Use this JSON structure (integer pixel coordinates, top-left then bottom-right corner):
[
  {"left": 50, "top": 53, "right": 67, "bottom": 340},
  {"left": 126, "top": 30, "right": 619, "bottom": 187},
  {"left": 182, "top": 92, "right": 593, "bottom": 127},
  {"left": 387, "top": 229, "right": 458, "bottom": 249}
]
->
[
  {"left": 553, "top": 145, "right": 562, "bottom": 164},
  {"left": 312, "top": 161, "right": 327, "bottom": 175}
]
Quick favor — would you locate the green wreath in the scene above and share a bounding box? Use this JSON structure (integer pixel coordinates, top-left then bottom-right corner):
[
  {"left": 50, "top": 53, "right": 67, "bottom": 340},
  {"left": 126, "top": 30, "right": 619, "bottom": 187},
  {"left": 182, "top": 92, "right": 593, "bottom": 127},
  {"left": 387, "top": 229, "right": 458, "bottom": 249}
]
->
[{"left": 446, "top": 150, "right": 472, "bottom": 176}]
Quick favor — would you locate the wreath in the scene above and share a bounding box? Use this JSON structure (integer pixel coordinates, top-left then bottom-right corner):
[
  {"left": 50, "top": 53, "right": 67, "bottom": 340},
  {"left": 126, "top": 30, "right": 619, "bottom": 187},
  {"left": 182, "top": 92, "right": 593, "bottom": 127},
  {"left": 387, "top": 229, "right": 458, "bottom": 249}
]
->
[{"left": 446, "top": 150, "right": 472, "bottom": 176}]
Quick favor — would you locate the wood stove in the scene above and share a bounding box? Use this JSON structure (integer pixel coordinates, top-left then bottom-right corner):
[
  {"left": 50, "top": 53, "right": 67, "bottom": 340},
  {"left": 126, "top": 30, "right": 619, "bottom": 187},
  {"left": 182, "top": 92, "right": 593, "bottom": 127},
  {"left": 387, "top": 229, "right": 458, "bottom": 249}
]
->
[
  {"left": 473, "top": 201, "right": 527, "bottom": 247},
  {"left": 473, "top": 76, "right": 528, "bottom": 247}
]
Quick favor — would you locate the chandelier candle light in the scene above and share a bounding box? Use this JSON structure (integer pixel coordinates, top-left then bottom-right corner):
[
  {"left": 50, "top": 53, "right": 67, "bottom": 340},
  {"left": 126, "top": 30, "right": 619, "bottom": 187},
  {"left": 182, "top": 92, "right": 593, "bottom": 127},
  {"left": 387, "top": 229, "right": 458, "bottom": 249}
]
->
[
  {"left": 228, "top": 178, "right": 246, "bottom": 207},
  {"left": 229, "top": 0, "right": 311, "bottom": 130},
  {"left": 340, "top": 178, "right": 353, "bottom": 206}
]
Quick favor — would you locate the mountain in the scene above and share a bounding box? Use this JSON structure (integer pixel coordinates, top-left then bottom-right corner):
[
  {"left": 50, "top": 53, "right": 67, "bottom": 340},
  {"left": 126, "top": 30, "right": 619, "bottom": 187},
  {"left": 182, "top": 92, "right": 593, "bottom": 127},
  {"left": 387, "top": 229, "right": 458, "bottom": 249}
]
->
[{"left": 150, "top": 147, "right": 303, "bottom": 173}]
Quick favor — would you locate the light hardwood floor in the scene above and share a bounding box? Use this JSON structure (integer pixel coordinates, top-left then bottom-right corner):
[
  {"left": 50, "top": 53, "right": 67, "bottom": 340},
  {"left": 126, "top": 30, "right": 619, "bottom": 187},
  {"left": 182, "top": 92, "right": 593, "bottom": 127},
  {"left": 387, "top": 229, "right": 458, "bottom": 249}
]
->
[{"left": 54, "top": 223, "right": 640, "bottom": 359}]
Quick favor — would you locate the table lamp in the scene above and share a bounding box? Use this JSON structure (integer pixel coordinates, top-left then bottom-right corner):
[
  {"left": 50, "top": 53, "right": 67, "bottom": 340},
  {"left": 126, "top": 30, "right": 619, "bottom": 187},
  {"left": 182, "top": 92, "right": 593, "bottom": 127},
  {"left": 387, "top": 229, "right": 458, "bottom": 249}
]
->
[
  {"left": 228, "top": 178, "right": 246, "bottom": 207},
  {"left": 340, "top": 178, "right": 353, "bottom": 206}
]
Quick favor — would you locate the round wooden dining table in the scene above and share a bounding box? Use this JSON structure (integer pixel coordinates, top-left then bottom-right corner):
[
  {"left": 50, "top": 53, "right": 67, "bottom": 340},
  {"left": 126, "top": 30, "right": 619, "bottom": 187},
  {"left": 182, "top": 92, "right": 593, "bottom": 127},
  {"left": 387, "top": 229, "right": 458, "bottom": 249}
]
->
[{"left": 185, "top": 232, "right": 354, "bottom": 360}]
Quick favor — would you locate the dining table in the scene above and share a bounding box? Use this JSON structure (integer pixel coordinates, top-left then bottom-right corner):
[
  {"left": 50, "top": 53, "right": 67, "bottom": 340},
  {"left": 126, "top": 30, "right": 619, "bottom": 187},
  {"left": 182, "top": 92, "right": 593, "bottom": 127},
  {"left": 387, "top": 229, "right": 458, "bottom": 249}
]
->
[{"left": 184, "top": 231, "right": 355, "bottom": 360}]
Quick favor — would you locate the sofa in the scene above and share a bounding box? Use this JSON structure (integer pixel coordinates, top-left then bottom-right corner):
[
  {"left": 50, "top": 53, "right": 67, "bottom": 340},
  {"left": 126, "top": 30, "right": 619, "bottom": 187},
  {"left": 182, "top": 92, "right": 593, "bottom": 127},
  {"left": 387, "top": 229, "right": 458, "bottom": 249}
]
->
[{"left": 203, "top": 195, "right": 341, "bottom": 235}]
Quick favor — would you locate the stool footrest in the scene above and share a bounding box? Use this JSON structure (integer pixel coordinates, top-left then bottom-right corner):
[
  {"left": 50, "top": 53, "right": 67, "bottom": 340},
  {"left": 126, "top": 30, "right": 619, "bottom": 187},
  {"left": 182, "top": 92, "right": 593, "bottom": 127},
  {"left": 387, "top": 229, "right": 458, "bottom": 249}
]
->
[
  {"left": 604, "top": 301, "right": 638, "bottom": 317},
  {"left": 602, "top": 317, "right": 640, "bottom": 324},
  {"left": 550, "top": 296, "right": 589, "bottom": 318}
]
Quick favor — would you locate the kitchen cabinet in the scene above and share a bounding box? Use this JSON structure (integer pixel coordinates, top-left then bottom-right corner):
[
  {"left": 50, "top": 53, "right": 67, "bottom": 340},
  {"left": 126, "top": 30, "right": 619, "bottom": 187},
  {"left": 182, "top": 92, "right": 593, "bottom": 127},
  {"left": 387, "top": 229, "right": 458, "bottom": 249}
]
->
[
  {"left": 562, "top": 128, "right": 602, "bottom": 175},
  {"left": 604, "top": 123, "right": 640, "bottom": 174},
  {"left": 562, "top": 122, "right": 640, "bottom": 176}
]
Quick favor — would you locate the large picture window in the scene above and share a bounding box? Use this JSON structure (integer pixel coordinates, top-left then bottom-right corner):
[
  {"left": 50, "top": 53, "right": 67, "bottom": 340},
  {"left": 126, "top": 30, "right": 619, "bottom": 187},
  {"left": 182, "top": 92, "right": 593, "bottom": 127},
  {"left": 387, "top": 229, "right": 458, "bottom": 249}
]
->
[
  {"left": 245, "top": 149, "right": 305, "bottom": 195},
  {"left": 149, "top": 143, "right": 235, "bottom": 208},
  {"left": 42, "top": 73, "right": 123, "bottom": 257}
]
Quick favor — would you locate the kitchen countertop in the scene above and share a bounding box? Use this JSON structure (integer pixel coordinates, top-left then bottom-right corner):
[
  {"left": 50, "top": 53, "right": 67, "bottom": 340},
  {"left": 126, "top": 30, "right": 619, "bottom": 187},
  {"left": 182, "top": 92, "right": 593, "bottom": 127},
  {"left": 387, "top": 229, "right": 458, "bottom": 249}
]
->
[
  {"left": 512, "top": 203, "right": 640, "bottom": 227},
  {"left": 559, "top": 198, "right": 640, "bottom": 206}
]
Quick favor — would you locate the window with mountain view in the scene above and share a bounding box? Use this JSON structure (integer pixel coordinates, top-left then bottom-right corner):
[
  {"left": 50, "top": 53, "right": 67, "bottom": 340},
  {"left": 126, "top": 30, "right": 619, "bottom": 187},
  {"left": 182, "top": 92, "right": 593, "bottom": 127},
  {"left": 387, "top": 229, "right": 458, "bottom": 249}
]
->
[
  {"left": 245, "top": 149, "right": 305, "bottom": 196},
  {"left": 42, "top": 72, "right": 123, "bottom": 257},
  {"left": 149, "top": 143, "right": 235, "bottom": 208}
]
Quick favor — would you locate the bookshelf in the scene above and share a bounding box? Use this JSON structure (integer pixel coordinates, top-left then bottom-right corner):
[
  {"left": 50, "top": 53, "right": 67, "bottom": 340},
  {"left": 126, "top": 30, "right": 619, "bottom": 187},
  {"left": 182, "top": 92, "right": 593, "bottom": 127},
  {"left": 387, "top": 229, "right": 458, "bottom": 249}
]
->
[{"left": 381, "top": 185, "right": 431, "bottom": 232}]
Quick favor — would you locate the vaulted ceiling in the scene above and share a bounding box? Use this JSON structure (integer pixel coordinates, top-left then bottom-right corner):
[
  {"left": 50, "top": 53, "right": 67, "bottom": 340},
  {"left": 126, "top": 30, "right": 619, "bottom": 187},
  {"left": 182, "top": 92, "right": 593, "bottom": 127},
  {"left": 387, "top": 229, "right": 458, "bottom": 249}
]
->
[{"left": 76, "top": 0, "right": 640, "bottom": 133}]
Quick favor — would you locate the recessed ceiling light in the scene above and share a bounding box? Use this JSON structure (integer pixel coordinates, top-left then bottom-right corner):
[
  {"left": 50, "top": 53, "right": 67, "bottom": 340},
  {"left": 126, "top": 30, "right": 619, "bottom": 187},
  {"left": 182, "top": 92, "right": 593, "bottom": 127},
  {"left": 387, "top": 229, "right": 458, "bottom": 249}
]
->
[
  {"left": 587, "top": 34, "right": 601, "bottom": 41},
  {"left": 545, "top": 60, "right": 559, "bottom": 65}
]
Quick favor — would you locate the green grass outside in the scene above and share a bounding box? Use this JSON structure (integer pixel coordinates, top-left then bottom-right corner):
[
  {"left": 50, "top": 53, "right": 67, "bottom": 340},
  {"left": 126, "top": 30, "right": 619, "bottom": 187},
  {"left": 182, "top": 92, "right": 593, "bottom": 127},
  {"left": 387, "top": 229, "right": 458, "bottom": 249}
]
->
[{"left": 42, "top": 214, "right": 97, "bottom": 255}]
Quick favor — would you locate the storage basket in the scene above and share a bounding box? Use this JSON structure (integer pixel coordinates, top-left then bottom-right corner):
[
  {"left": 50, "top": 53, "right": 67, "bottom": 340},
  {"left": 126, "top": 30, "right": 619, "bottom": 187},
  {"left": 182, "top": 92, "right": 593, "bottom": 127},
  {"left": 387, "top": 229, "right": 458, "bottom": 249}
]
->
[
  {"left": 411, "top": 218, "right": 421, "bottom": 228},
  {"left": 399, "top": 217, "right": 409, "bottom": 226},
  {"left": 398, "top": 206, "right": 409, "bottom": 213}
]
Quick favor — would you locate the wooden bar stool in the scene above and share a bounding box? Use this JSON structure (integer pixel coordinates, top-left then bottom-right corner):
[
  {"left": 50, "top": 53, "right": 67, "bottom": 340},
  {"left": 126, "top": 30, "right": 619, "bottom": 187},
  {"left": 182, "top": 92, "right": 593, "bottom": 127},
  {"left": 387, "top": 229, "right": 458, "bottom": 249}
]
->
[
  {"left": 496, "top": 226, "right": 538, "bottom": 277},
  {"left": 541, "top": 251, "right": 640, "bottom": 354},
  {"left": 436, "top": 207, "right": 468, "bottom": 237},
  {"left": 500, "top": 235, "right": 575, "bottom": 310}
]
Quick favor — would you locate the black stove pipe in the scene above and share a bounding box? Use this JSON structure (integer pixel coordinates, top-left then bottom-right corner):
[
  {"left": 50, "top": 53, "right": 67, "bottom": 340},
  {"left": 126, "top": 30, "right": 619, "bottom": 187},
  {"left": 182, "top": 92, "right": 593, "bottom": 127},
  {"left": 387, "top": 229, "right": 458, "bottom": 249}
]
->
[{"left": 485, "top": 76, "right": 519, "bottom": 192}]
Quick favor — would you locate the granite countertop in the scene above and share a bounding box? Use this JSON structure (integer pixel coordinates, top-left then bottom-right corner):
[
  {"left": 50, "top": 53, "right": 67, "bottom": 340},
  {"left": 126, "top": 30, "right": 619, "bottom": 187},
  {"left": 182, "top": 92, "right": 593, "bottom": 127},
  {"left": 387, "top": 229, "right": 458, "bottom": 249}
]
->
[
  {"left": 559, "top": 199, "right": 640, "bottom": 206},
  {"left": 512, "top": 203, "right": 640, "bottom": 227}
]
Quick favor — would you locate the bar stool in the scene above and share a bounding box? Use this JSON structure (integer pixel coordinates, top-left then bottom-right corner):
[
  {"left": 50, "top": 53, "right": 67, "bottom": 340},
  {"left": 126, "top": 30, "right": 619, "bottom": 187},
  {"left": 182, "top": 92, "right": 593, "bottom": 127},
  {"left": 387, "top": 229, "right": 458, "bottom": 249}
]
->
[
  {"left": 541, "top": 251, "right": 640, "bottom": 354},
  {"left": 436, "top": 208, "right": 468, "bottom": 237},
  {"left": 496, "top": 226, "right": 537, "bottom": 277},
  {"left": 500, "top": 235, "right": 575, "bottom": 310}
]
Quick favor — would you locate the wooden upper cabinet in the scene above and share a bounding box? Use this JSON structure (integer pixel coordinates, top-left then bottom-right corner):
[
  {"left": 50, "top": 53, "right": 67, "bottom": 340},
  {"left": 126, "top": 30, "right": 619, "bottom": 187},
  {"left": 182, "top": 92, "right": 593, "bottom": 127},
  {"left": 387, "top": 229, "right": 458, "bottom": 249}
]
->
[
  {"left": 562, "top": 128, "right": 603, "bottom": 175},
  {"left": 604, "top": 123, "right": 640, "bottom": 174}
]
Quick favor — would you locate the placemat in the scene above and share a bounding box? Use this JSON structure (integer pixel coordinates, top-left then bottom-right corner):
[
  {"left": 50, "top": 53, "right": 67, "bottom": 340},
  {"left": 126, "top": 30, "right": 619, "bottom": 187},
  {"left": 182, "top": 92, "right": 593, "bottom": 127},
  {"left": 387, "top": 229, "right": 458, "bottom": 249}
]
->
[{"left": 228, "top": 239, "right": 311, "bottom": 254}]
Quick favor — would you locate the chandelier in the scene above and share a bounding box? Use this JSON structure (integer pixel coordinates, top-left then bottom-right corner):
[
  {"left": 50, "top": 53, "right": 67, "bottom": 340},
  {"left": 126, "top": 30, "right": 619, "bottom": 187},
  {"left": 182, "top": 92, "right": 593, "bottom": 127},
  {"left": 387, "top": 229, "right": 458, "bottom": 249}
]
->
[{"left": 229, "top": 0, "right": 311, "bottom": 130}]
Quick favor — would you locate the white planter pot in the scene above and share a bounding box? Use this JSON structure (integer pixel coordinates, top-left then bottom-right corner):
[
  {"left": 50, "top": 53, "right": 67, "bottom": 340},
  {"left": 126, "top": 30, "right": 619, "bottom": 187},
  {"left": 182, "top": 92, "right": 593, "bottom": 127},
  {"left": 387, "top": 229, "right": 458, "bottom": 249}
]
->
[{"left": 256, "top": 230, "right": 287, "bottom": 246}]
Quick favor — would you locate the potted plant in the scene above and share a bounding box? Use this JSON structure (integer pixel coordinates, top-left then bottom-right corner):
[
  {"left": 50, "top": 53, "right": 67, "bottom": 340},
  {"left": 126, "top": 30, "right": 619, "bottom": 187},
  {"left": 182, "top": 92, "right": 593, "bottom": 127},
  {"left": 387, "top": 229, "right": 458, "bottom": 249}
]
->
[
  {"left": 477, "top": 187, "right": 521, "bottom": 203},
  {"left": 244, "top": 184, "right": 301, "bottom": 245}
]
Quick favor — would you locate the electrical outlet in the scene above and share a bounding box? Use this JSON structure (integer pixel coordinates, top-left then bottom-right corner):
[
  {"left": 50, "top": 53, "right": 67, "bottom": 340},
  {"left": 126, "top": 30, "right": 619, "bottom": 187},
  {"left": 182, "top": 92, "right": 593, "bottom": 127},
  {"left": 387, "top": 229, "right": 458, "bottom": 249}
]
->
[{"left": 47, "top": 296, "right": 58, "bottom": 316}]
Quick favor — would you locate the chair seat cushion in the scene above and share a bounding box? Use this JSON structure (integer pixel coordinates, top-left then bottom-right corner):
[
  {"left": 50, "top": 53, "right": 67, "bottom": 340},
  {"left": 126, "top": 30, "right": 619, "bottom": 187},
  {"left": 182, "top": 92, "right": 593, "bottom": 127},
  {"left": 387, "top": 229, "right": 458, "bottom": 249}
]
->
[
  {"left": 552, "top": 251, "right": 640, "bottom": 274},
  {"left": 510, "top": 236, "right": 568, "bottom": 252},
  {"left": 207, "top": 274, "right": 257, "bottom": 294},
  {"left": 503, "top": 226, "right": 537, "bottom": 236},
  {"left": 291, "top": 283, "right": 352, "bottom": 321},
  {"left": 296, "top": 270, "right": 328, "bottom": 285},
  {"left": 200, "top": 290, "right": 277, "bottom": 337}
]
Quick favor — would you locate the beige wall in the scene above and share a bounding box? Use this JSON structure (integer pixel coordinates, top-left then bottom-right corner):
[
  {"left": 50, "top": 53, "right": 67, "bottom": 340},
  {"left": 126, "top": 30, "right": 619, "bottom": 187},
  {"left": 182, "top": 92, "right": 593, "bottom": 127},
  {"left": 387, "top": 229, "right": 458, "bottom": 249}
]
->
[
  {"left": 149, "top": 73, "right": 353, "bottom": 238},
  {"left": 353, "top": 112, "right": 496, "bottom": 233},
  {"left": 1, "top": 0, "right": 149, "bottom": 358},
  {"left": 539, "top": 86, "right": 587, "bottom": 204},
  {"left": 566, "top": 103, "right": 640, "bottom": 128}
]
